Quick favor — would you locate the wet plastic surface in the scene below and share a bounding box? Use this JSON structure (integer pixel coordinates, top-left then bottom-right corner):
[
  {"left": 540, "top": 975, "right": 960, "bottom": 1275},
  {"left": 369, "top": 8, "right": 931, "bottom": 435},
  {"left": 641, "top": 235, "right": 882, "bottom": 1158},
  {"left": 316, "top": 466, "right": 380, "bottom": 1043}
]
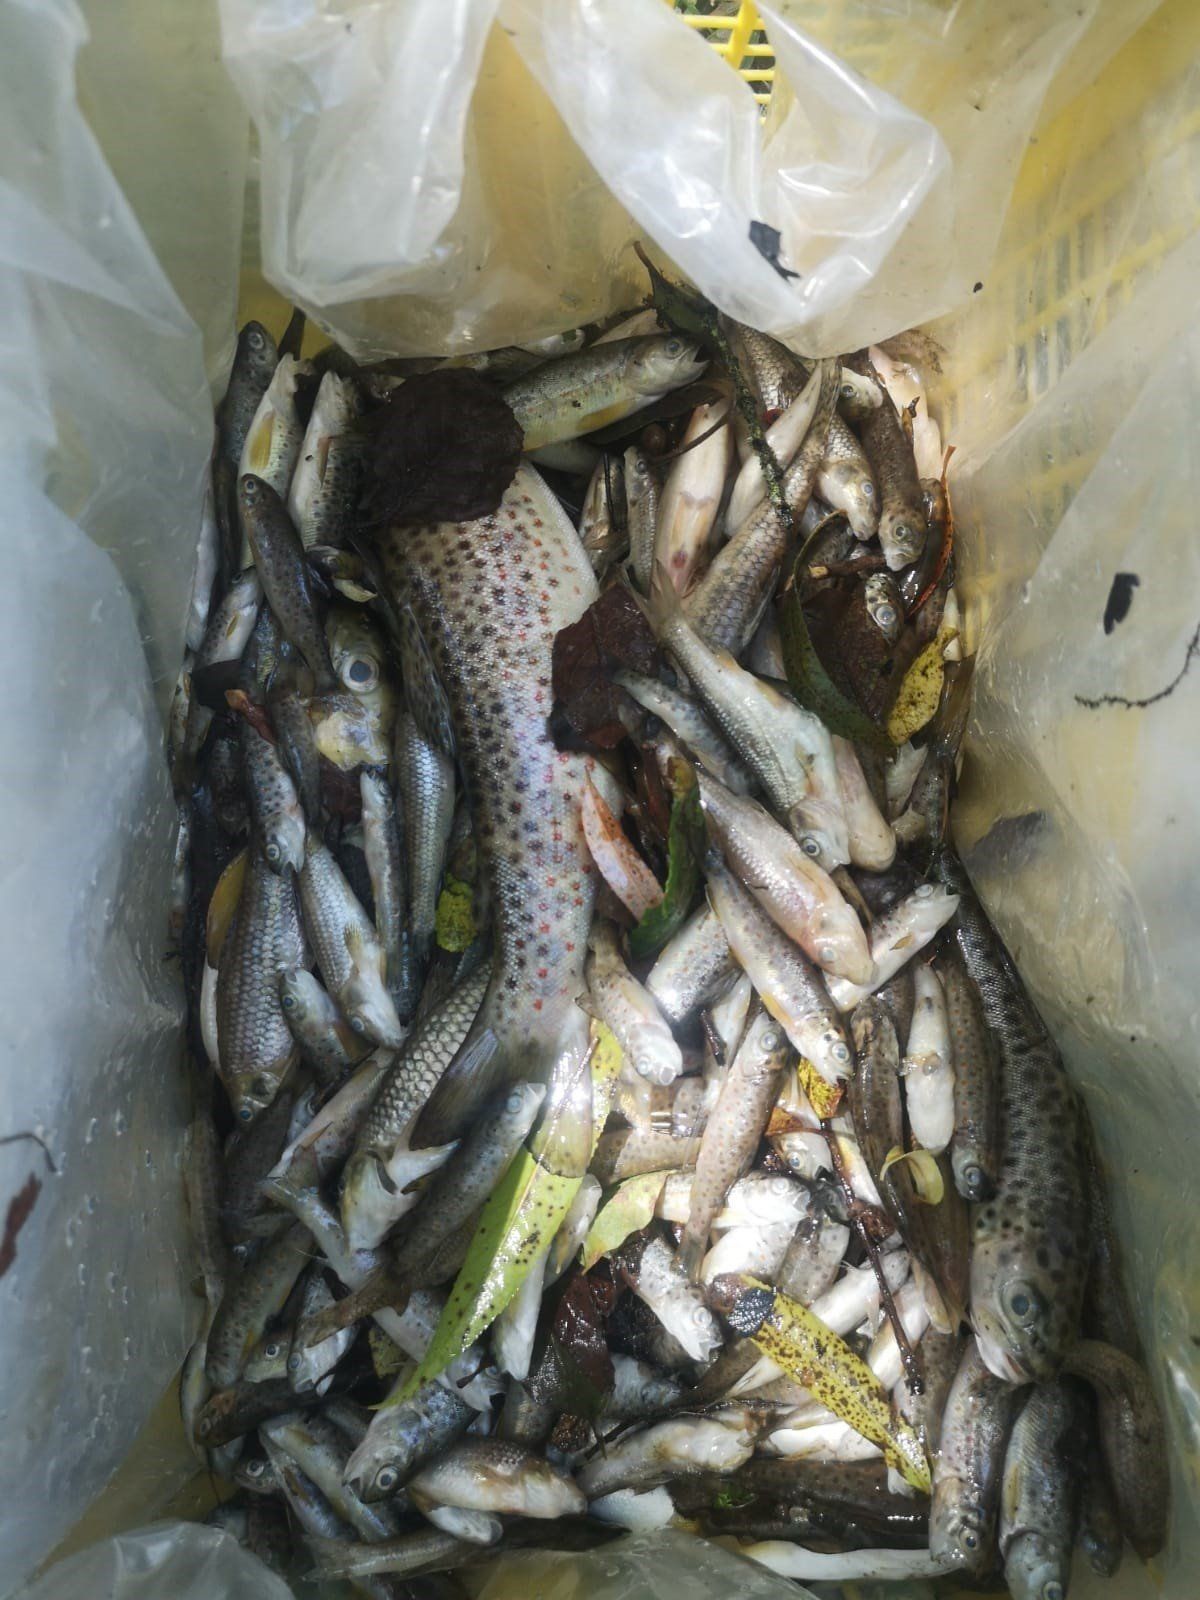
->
[
  {"left": 4, "top": 1, "right": 1198, "bottom": 1597},
  {"left": 16, "top": 1525, "right": 293, "bottom": 1600}
]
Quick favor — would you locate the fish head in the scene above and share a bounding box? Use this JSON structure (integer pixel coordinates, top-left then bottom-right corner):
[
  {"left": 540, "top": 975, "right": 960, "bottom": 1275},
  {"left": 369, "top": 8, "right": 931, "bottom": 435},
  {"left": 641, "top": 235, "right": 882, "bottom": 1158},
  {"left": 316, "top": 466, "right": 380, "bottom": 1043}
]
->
[
  {"left": 950, "top": 1141, "right": 997, "bottom": 1202},
  {"left": 623, "top": 446, "right": 656, "bottom": 505},
  {"left": 237, "top": 472, "right": 275, "bottom": 521},
  {"left": 1004, "top": 1530, "right": 1069, "bottom": 1600},
  {"left": 929, "top": 1477, "right": 992, "bottom": 1572},
  {"left": 239, "top": 321, "right": 278, "bottom": 386},
  {"left": 228, "top": 1068, "right": 286, "bottom": 1124},
  {"left": 811, "top": 904, "right": 875, "bottom": 987},
  {"left": 864, "top": 573, "right": 903, "bottom": 643},
  {"left": 340, "top": 963, "right": 405, "bottom": 1048},
  {"left": 340, "top": 1150, "right": 404, "bottom": 1252},
  {"left": 344, "top": 1436, "right": 406, "bottom": 1503},
  {"left": 879, "top": 507, "right": 926, "bottom": 570},
  {"left": 821, "top": 458, "right": 879, "bottom": 540},
  {"left": 788, "top": 798, "right": 850, "bottom": 874},
  {"left": 278, "top": 967, "right": 318, "bottom": 1026},
  {"left": 971, "top": 1264, "right": 1059, "bottom": 1383},
  {"left": 262, "top": 810, "right": 305, "bottom": 873},
  {"left": 837, "top": 369, "right": 883, "bottom": 421},
  {"left": 326, "top": 604, "right": 387, "bottom": 696},
  {"left": 628, "top": 334, "right": 707, "bottom": 396},
  {"left": 629, "top": 1029, "right": 684, "bottom": 1087},
  {"left": 803, "top": 1020, "right": 854, "bottom": 1089}
]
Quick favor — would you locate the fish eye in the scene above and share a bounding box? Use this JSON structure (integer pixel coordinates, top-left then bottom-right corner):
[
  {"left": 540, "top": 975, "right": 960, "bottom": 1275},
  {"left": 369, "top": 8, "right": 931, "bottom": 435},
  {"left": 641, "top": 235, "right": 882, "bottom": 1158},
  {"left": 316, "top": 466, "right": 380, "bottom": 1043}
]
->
[
  {"left": 281, "top": 991, "right": 296, "bottom": 1010},
  {"left": 961, "top": 1529, "right": 978, "bottom": 1551},
  {"left": 760, "top": 1027, "right": 783, "bottom": 1052},
  {"left": 376, "top": 1465, "right": 398, "bottom": 1491},
  {"left": 861, "top": 481, "right": 876, "bottom": 501},
  {"left": 1043, "top": 1585, "right": 1064, "bottom": 1600},
  {"left": 840, "top": 383, "right": 855, "bottom": 399},
  {"left": 238, "top": 1105, "right": 254, "bottom": 1122},
  {"left": 876, "top": 604, "right": 898, "bottom": 630},
  {"left": 349, "top": 1015, "right": 369, "bottom": 1035},
  {"left": 265, "top": 840, "right": 281, "bottom": 862},
  {"left": 346, "top": 656, "right": 377, "bottom": 687},
  {"left": 265, "top": 1341, "right": 281, "bottom": 1359},
  {"left": 962, "top": 1163, "right": 985, "bottom": 1195},
  {"left": 248, "top": 328, "right": 266, "bottom": 351},
  {"left": 1004, "top": 1280, "right": 1041, "bottom": 1324},
  {"left": 819, "top": 944, "right": 837, "bottom": 964},
  {"left": 505, "top": 1088, "right": 524, "bottom": 1112},
  {"left": 246, "top": 1458, "right": 265, "bottom": 1477},
  {"left": 915, "top": 883, "right": 934, "bottom": 898},
  {"left": 831, "top": 1041, "right": 850, "bottom": 1064},
  {"left": 895, "top": 522, "right": 913, "bottom": 543},
  {"left": 664, "top": 337, "right": 683, "bottom": 355},
  {"left": 800, "top": 836, "right": 821, "bottom": 858}
]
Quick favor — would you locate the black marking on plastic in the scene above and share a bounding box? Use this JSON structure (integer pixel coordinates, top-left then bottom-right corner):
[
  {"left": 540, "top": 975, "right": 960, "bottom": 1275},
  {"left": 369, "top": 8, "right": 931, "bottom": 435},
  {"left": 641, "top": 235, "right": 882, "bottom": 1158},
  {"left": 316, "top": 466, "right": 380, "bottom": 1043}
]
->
[{"left": 1102, "top": 571, "right": 1140, "bottom": 635}]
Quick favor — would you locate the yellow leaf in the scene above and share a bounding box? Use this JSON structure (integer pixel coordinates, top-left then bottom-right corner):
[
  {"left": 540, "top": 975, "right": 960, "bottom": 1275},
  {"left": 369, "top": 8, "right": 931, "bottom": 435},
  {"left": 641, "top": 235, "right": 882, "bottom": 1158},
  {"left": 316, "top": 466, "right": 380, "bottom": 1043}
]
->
[
  {"left": 887, "top": 626, "right": 960, "bottom": 744},
  {"left": 879, "top": 1144, "right": 945, "bottom": 1204},
  {"left": 206, "top": 848, "right": 247, "bottom": 966},
  {"left": 796, "top": 1054, "right": 842, "bottom": 1118}
]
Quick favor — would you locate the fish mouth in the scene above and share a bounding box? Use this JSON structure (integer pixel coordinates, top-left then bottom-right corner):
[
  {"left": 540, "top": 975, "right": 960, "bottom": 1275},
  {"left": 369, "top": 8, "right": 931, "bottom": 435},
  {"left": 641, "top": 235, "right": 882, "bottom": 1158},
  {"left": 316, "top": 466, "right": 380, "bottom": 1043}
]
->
[{"left": 972, "top": 1324, "right": 1031, "bottom": 1384}]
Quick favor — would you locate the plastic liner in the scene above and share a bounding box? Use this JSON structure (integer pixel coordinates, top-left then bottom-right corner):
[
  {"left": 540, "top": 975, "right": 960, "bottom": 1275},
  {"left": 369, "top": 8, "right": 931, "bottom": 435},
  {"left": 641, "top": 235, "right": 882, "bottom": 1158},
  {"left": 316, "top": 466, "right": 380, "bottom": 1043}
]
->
[
  {"left": 17, "top": 1525, "right": 293, "bottom": 1600},
  {"left": 4, "top": 0, "right": 1198, "bottom": 1597}
]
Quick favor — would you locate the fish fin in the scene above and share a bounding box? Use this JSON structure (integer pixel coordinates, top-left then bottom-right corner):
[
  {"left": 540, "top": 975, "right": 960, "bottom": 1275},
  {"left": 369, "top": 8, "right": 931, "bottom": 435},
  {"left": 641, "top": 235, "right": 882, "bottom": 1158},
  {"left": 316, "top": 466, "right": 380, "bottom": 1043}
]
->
[
  {"left": 409, "top": 1018, "right": 504, "bottom": 1147},
  {"left": 678, "top": 1227, "right": 705, "bottom": 1282},
  {"left": 647, "top": 556, "right": 684, "bottom": 633},
  {"left": 344, "top": 920, "right": 385, "bottom": 979},
  {"left": 930, "top": 656, "right": 975, "bottom": 760}
]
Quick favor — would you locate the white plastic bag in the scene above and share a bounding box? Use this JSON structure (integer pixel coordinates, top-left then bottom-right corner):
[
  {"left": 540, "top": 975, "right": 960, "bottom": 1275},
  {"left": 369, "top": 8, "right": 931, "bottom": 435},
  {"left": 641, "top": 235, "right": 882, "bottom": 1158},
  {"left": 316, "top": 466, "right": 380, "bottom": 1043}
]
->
[{"left": 0, "top": 0, "right": 245, "bottom": 1589}]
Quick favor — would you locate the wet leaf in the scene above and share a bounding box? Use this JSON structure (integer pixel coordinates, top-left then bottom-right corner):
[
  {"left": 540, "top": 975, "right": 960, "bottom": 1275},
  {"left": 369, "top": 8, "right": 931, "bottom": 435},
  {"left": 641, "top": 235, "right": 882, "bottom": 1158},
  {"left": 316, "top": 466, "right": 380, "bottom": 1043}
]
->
[
  {"left": 0, "top": 1173, "right": 41, "bottom": 1279},
  {"left": 886, "top": 624, "right": 959, "bottom": 744},
  {"left": 552, "top": 584, "right": 660, "bottom": 749},
  {"left": 581, "top": 1171, "right": 672, "bottom": 1271},
  {"left": 627, "top": 765, "right": 705, "bottom": 961},
  {"left": 206, "top": 848, "right": 247, "bottom": 966},
  {"left": 358, "top": 369, "right": 523, "bottom": 528},
  {"left": 434, "top": 873, "right": 475, "bottom": 953},
  {"left": 387, "top": 1025, "right": 621, "bottom": 1406},
  {"left": 880, "top": 1144, "right": 945, "bottom": 1204},
  {"left": 796, "top": 1054, "right": 843, "bottom": 1119},
  {"left": 780, "top": 556, "right": 892, "bottom": 752},
  {"left": 547, "top": 1267, "right": 618, "bottom": 1420},
  {"left": 225, "top": 688, "right": 276, "bottom": 745}
]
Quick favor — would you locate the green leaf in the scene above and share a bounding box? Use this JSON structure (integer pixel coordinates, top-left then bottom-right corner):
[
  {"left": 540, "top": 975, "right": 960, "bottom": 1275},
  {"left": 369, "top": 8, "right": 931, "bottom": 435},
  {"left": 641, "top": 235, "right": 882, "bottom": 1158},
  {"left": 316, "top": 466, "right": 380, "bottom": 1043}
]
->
[
  {"left": 386, "top": 1024, "right": 622, "bottom": 1406},
  {"left": 627, "top": 770, "right": 705, "bottom": 960},
  {"left": 581, "top": 1170, "right": 673, "bottom": 1271},
  {"left": 779, "top": 550, "right": 892, "bottom": 751}
]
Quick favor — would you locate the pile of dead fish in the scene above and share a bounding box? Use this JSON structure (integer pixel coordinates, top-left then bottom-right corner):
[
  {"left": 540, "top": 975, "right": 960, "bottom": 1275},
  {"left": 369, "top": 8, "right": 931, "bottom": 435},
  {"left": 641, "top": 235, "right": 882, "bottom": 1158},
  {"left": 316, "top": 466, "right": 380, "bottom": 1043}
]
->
[{"left": 170, "top": 298, "right": 1168, "bottom": 1598}]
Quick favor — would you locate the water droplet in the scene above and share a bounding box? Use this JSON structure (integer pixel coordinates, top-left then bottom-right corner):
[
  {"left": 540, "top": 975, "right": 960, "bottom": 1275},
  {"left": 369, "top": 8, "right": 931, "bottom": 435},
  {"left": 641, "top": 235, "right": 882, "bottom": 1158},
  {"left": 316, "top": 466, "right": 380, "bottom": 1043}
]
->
[
  {"left": 65, "top": 1219, "right": 77, "bottom": 1248},
  {"left": 106, "top": 1270, "right": 118, "bottom": 1293},
  {"left": 85, "top": 1194, "right": 97, "bottom": 1215},
  {"left": 123, "top": 1337, "right": 133, "bottom": 1363},
  {"left": 121, "top": 1285, "right": 131, "bottom": 1307},
  {"left": 144, "top": 1149, "right": 153, "bottom": 1169},
  {"left": 113, "top": 1111, "right": 128, "bottom": 1135},
  {"left": 77, "top": 1262, "right": 88, "bottom": 1287},
  {"left": 85, "top": 1117, "right": 99, "bottom": 1145}
]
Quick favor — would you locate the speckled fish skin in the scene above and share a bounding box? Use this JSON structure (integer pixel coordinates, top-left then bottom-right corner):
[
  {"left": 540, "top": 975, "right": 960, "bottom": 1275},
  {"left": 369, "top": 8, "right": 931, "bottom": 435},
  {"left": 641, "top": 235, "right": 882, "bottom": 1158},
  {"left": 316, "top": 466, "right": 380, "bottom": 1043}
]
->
[
  {"left": 239, "top": 353, "right": 312, "bottom": 495},
  {"left": 373, "top": 463, "right": 616, "bottom": 1161},
  {"left": 655, "top": 400, "right": 732, "bottom": 595},
  {"left": 298, "top": 829, "right": 404, "bottom": 1048},
  {"left": 240, "top": 717, "right": 305, "bottom": 873},
  {"left": 262, "top": 1411, "right": 403, "bottom": 1542},
  {"left": 845, "top": 357, "right": 926, "bottom": 571},
  {"left": 684, "top": 361, "right": 839, "bottom": 656},
  {"left": 286, "top": 370, "right": 361, "bottom": 548},
  {"left": 279, "top": 970, "right": 361, "bottom": 1088},
  {"left": 218, "top": 322, "right": 278, "bottom": 467},
  {"left": 393, "top": 601, "right": 455, "bottom": 758},
  {"left": 205, "top": 1220, "right": 308, "bottom": 1386},
  {"left": 825, "top": 883, "right": 959, "bottom": 1011},
  {"left": 930, "top": 1338, "right": 1022, "bottom": 1573},
  {"left": 1065, "top": 1339, "right": 1168, "bottom": 1559},
  {"left": 1079, "top": 1114, "right": 1142, "bottom": 1358},
  {"left": 934, "top": 849, "right": 1088, "bottom": 1385},
  {"left": 586, "top": 921, "right": 683, "bottom": 1087},
  {"left": 999, "top": 1379, "right": 1087, "bottom": 1600},
  {"left": 269, "top": 687, "right": 321, "bottom": 821},
  {"left": 622, "top": 1232, "right": 723, "bottom": 1362},
  {"left": 578, "top": 453, "right": 627, "bottom": 579},
  {"left": 697, "top": 771, "right": 871, "bottom": 984},
  {"left": 706, "top": 852, "right": 852, "bottom": 1108},
  {"left": 239, "top": 475, "right": 336, "bottom": 690},
  {"left": 579, "top": 1413, "right": 759, "bottom": 1499},
  {"left": 195, "top": 569, "right": 263, "bottom": 672},
  {"left": 624, "top": 445, "right": 660, "bottom": 593},
  {"left": 644, "top": 904, "right": 736, "bottom": 1025},
  {"left": 936, "top": 943, "right": 999, "bottom": 1201},
  {"left": 346, "top": 1377, "right": 475, "bottom": 1501},
  {"left": 679, "top": 1003, "right": 790, "bottom": 1279},
  {"left": 408, "top": 1436, "right": 586, "bottom": 1518},
  {"left": 216, "top": 847, "right": 306, "bottom": 1121}
]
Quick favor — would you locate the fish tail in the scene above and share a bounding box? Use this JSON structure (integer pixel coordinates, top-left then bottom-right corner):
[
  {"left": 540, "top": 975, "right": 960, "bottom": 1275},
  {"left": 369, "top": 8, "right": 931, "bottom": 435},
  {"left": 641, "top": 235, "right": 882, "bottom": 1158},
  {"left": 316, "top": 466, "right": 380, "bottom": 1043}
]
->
[
  {"left": 646, "top": 555, "right": 684, "bottom": 634},
  {"left": 678, "top": 1226, "right": 705, "bottom": 1282},
  {"left": 931, "top": 656, "right": 975, "bottom": 760},
  {"left": 409, "top": 1011, "right": 508, "bottom": 1147}
]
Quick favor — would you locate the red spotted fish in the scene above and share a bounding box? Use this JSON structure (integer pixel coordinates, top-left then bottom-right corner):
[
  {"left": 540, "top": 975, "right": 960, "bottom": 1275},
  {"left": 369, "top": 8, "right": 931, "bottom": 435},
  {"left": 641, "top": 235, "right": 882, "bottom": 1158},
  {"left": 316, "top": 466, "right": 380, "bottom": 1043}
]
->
[{"left": 372, "top": 464, "right": 615, "bottom": 1169}]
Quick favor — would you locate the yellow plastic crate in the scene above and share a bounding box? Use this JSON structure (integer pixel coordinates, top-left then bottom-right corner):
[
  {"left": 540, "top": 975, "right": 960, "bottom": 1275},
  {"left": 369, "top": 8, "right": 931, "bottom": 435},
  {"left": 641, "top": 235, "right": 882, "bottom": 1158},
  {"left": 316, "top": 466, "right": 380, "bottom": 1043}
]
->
[{"left": 671, "top": 1, "right": 774, "bottom": 105}]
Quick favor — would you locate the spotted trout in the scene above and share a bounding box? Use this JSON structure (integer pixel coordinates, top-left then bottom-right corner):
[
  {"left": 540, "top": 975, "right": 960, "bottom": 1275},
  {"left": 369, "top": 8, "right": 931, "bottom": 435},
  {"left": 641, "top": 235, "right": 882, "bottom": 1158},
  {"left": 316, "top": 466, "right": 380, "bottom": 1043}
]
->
[
  {"left": 934, "top": 848, "right": 1088, "bottom": 1383},
  {"left": 371, "top": 464, "right": 616, "bottom": 1167}
]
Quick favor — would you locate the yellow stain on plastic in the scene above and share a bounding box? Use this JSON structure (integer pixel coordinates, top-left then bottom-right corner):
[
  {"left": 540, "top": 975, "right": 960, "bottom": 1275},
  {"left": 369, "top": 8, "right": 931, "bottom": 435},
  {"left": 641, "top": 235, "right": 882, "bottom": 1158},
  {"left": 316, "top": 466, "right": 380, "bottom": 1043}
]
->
[
  {"left": 434, "top": 874, "right": 475, "bottom": 953},
  {"left": 887, "top": 626, "right": 959, "bottom": 744}
]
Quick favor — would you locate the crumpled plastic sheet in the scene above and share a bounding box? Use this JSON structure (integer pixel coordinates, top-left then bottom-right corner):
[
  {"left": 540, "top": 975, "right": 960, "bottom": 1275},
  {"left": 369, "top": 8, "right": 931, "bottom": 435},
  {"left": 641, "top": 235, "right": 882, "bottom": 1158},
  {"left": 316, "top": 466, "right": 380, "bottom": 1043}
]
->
[
  {"left": 15, "top": 1525, "right": 293, "bottom": 1600},
  {"left": 218, "top": 0, "right": 1158, "bottom": 358},
  {"left": 0, "top": 0, "right": 244, "bottom": 1592}
]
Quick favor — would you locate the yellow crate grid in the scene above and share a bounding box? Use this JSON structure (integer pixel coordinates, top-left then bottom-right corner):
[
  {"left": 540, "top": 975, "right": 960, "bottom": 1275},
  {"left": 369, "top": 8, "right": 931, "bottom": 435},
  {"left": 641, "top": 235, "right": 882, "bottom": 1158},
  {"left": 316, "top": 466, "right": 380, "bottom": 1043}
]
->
[{"left": 671, "top": 2, "right": 774, "bottom": 105}]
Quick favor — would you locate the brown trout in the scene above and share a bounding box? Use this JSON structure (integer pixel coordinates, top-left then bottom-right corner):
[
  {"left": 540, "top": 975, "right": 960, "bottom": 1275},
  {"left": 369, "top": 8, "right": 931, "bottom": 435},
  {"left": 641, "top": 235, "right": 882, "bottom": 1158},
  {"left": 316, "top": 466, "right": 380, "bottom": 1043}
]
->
[
  {"left": 934, "top": 848, "right": 1088, "bottom": 1383},
  {"left": 372, "top": 464, "right": 616, "bottom": 1167}
]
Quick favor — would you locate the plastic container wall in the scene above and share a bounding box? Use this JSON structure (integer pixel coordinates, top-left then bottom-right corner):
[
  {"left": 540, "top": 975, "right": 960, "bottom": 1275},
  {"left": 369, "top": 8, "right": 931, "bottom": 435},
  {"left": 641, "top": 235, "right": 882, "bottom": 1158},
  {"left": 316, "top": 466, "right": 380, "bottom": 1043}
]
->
[{"left": 0, "top": 0, "right": 245, "bottom": 1590}]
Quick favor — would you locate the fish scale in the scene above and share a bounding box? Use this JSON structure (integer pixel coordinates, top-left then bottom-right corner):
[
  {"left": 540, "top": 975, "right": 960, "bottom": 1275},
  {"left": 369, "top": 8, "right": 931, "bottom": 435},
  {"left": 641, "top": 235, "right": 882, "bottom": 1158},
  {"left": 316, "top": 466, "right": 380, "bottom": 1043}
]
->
[
  {"left": 373, "top": 463, "right": 615, "bottom": 1161},
  {"left": 935, "top": 849, "right": 1088, "bottom": 1383}
]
